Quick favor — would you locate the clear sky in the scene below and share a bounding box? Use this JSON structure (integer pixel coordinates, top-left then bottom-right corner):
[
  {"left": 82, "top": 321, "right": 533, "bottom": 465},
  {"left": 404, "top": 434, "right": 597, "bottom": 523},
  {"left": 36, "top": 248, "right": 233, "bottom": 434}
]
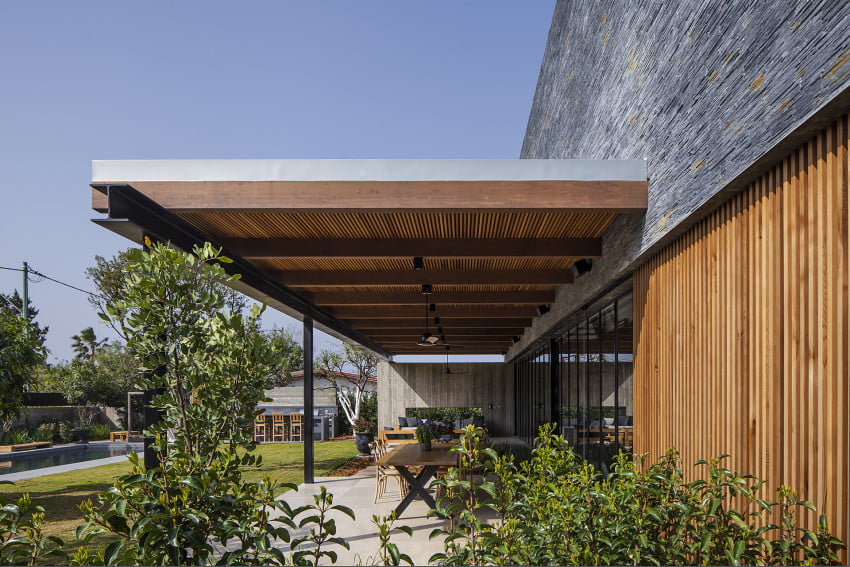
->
[{"left": 0, "top": 1, "right": 556, "bottom": 364}]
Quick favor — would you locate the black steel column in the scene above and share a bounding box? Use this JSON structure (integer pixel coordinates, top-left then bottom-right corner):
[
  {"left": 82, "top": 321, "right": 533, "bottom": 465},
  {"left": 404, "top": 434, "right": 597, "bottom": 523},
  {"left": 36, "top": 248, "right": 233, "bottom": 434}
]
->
[
  {"left": 141, "top": 234, "right": 164, "bottom": 471},
  {"left": 303, "top": 317, "right": 314, "bottom": 484},
  {"left": 549, "top": 337, "right": 560, "bottom": 428}
]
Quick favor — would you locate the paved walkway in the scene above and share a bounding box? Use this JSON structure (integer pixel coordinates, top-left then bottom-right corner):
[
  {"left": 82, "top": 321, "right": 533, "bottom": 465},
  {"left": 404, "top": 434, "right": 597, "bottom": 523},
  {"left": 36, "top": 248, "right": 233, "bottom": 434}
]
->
[{"left": 280, "top": 466, "right": 450, "bottom": 565}]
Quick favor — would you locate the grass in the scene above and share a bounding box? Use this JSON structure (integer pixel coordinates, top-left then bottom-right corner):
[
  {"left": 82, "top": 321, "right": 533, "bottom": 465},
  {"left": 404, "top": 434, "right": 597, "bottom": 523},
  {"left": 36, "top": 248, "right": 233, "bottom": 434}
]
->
[{"left": 0, "top": 439, "right": 358, "bottom": 549}]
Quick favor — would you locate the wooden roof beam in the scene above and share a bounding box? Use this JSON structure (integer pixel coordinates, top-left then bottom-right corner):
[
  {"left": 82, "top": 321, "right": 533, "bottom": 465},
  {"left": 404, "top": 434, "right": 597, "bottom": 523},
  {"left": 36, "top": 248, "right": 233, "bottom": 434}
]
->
[
  {"left": 223, "top": 238, "right": 601, "bottom": 259},
  {"left": 329, "top": 305, "right": 537, "bottom": 318},
  {"left": 272, "top": 269, "right": 573, "bottom": 286},
  {"left": 309, "top": 289, "right": 555, "bottom": 306},
  {"left": 341, "top": 317, "right": 532, "bottom": 328},
  {"left": 92, "top": 159, "right": 648, "bottom": 213}
]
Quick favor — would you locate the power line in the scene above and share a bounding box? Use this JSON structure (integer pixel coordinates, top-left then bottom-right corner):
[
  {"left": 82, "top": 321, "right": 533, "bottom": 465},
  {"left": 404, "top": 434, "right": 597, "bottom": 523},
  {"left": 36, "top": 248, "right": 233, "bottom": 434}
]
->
[{"left": 0, "top": 264, "right": 100, "bottom": 297}]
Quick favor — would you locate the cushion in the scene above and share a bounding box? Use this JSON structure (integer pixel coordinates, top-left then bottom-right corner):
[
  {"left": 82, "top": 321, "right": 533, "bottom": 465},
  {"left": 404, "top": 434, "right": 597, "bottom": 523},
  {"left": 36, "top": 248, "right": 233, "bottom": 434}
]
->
[
  {"left": 617, "top": 415, "right": 633, "bottom": 427},
  {"left": 460, "top": 418, "right": 474, "bottom": 427},
  {"left": 406, "top": 417, "right": 420, "bottom": 427},
  {"left": 383, "top": 426, "right": 394, "bottom": 431},
  {"left": 397, "top": 416, "right": 408, "bottom": 427},
  {"left": 400, "top": 426, "right": 417, "bottom": 431},
  {"left": 472, "top": 415, "right": 485, "bottom": 427},
  {"left": 603, "top": 417, "right": 615, "bottom": 427}
]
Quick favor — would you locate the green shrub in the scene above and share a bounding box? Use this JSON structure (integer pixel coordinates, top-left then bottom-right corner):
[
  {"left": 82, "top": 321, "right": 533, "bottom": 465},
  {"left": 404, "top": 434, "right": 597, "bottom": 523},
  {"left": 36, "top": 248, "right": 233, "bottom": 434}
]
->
[
  {"left": 32, "top": 424, "right": 54, "bottom": 443},
  {"left": 407, "top": 407, "right": 481, "bottom": 423},
  {"left": 88, "top": 423, "right": 111, "bottom": 441},
  {"left": 430, "top": 424, "right": 846, "bottom": 566},
  {"left": 8, "top": 429, "right": 31, "bottom": 445},
  {"left": 56, "top": 422, "right": 73, "bottom": 443}
]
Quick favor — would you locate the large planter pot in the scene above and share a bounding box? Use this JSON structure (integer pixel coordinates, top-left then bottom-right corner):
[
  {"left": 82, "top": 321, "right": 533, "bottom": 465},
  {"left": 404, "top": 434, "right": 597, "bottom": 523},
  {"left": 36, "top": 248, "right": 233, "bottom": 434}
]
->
[
  {"left": 419, "top": 440, "right": 432, "bottom": 451},
  {"left": 354, "top": 431, "right": 374, "bottom": 456}
]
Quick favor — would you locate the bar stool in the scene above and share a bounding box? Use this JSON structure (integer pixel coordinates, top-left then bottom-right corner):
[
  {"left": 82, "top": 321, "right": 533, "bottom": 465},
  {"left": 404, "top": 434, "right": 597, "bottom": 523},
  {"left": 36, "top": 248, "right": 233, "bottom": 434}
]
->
[
  {"left": 289, "top": 412, "right": 303, "bottom": 442},
  {"left": 254, "top": 413, "right": 267, "bottom": 442},
  {"left": 271, "top": 413, "right": 286, "bottom": 442}
]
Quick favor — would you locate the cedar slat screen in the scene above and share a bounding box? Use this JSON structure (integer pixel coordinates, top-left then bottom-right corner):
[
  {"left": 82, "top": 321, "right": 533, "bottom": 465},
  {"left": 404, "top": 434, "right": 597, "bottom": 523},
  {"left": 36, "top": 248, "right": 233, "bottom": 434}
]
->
[{"left": 634, "top": 114, "right": 849, "bottom": 551}]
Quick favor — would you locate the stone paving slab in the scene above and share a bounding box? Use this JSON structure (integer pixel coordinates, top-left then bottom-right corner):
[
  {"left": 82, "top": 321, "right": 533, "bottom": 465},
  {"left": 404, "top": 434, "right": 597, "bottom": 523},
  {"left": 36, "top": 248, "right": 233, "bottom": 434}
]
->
[{"left": 280, "top": 466, "right": 449, "bottom": 565}]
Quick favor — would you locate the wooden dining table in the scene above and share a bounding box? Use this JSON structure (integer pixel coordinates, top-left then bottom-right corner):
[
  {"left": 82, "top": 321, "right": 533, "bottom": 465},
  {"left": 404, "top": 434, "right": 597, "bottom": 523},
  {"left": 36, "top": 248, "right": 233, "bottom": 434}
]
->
[{"left": 376, "top": 442, "right": 458, "bottom": 518}]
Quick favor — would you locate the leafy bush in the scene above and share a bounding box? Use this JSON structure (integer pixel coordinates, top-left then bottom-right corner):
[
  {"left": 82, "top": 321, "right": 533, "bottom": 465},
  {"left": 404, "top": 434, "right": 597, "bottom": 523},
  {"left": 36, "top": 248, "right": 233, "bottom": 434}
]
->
[
  {"left": 32, "top": 425, "right": 53, "bottom": 443},
  {"left": 407, "top": 407, "right": 481, "bottom": 423},
  {"left": 76, "top": 242, "right": 354, "bottom": 565},
  {"left": 7, "top": 429, "right": 31, "bottom": 445},
  {"left": 0, "top": 485, "right": 66, "bottom": 565},
  {"left": 430, "top": 424, "right": 846, "bottom": 566},
  {"left": 87, "top": 423, "right": 111, "bottom": 441}
]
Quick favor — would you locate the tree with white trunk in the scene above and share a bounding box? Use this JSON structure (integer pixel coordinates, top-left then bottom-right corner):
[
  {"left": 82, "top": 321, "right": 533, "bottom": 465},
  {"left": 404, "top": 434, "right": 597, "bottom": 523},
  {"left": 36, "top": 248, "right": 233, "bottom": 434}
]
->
[{"left": 315, "top": 343, "right": 377, "bottom": 431}]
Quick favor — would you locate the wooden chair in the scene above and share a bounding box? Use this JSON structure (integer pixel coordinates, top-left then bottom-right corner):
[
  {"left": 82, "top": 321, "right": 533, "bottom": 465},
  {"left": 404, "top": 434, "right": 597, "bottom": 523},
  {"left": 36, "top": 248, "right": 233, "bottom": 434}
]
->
[
  {"left": 254, "top": 414, "right": 267, "bottom": 442},
  {"left": 288, "top": 412, "right": 303, "bottom": 442},
  {"left": 371, "top": 440, "right": 408, "bottom": 502},
  {"left": 271, "top": 413, "right": 286, "bottom": 442}
]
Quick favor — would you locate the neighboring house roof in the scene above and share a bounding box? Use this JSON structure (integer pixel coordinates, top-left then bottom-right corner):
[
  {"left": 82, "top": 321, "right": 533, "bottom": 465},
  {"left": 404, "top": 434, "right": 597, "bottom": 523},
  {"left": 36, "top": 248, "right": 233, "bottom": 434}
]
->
[{"left": 290, "top": 370, "right": 377, "bottom": 383}]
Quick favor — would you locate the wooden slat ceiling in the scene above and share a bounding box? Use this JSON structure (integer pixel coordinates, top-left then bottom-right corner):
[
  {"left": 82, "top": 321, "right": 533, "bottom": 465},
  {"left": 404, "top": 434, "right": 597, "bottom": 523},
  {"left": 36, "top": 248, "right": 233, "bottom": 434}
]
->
[
  {"left": 91, "top": 159, "right": 647, "bottom": 356},
  {"left": 172, "top": 210, "right": 609, "bottom": 354}
]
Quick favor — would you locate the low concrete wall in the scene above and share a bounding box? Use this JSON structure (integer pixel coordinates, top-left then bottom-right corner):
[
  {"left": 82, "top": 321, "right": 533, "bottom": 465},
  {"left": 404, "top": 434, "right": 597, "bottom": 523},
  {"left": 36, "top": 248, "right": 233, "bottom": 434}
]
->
[
  {"left": 378, "top": 362, "right": 513, "bottom": 436},
  {"left": 13, "top": 406, "right": 120, "bottom": 428}
]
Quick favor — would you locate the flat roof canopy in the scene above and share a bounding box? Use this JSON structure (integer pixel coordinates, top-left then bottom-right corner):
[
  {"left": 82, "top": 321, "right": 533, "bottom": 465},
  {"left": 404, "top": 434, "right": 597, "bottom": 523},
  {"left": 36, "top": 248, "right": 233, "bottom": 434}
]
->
[{"left": 91, "top": 159, "right": 647, "bottom": 357}]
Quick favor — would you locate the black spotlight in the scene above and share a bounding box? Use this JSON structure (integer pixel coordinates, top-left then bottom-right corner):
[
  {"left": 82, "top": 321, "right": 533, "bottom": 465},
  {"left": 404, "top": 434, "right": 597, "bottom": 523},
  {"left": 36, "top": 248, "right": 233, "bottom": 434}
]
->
[
  {"left": 413, "top": 257, "right": 424, "bottom": 270},
  {"left": 511, "top": 336, "right": 520, "bottom": 344},
  {"left": 571, "top": 259, "right": 593, "bottom": 278},
  {"left": 421, "top": 284, "right": 432, "bottom": 294},
  {"left": 536, "top": 304, "right": 551, "bottom": 316},
  {"left": 429, "top": 303, "right": 436, "bottom": 312},
  {"left": 433, "top": 317, "right": 440, "bottom": 325}
]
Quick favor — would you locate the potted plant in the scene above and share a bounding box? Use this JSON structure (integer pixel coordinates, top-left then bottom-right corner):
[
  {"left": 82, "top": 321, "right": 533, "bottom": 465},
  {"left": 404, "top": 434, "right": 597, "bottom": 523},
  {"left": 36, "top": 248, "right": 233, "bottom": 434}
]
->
[
  {"left": 415, "top": 421, "right": 453, "bottom": 451},
  {"left": 352, "top": 417, "right": 376, "bottom": 456}
]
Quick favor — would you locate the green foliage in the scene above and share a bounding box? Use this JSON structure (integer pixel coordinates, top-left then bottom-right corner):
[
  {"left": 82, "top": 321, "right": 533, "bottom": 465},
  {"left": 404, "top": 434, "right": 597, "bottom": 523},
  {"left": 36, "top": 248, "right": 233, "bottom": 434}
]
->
[
  {"left": 0, "top": 485, "right": 66, "bottom": 565},
  {"left": 360, "top": 513, "right": 413, "bottom": 566},
  {"left": 429, "top": 424, "right": 845, "bottom": 566},
  {"left": 88, "top": 423, "right": 111, "bottom": 441},
  {"left": 39, "top": 343, "right": 139, "bottom": 408},
  {"left": 407, "top": 407, "right": 482, "bottom": 423},
  {"left": 561, "top": 405, "right": 623, "bottom": 420},
  {"left": 76, "top": 241, "right": 352, "bottom": 565},
  {"left": 0, "top": 291, "right": 48, "bottom": 345},
  {"left": 0, "top": 308, "right": 46, "bottom": 429},
  {"left": 71, "top": 327, "right": 108, "bottom": 361},
  {"left": 264, "top": 326, "right": 304, "bottom": 386}
]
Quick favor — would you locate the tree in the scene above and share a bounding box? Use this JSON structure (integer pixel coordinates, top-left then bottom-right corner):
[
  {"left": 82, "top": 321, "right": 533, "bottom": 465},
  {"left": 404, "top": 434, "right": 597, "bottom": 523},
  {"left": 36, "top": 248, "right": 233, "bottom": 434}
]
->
[
  {"left": 77, "top": 241, "right": 346, "bottom": 565},
  {"left": 38, "top": 342, "right": 138, "bottom": 408},
  {"left": 263, "top": 325, "right": 304, "bottom": 386},
  {"left": 0, "top": 309, "right": 46, "bottom": 433},
  {"left": 86, "top": 248, "right": 250, "bottom": 342},
  {"left": 70, "top": 327, "right": 108, "bottom": 360},
  {"left": 0, "top": 290, "right": 48, "bottom": 344},
  {"left": 315, "top": 343, "right": 378, "bottom": 431}
]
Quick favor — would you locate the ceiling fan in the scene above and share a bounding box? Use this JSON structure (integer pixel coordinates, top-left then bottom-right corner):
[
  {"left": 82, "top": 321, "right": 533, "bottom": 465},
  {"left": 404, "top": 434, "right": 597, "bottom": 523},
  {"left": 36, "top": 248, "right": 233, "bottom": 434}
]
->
[
  {"left": 442, "top": 345, "right": 466, "bottom": 374},
  {"left": 416, "top": 284, "right": 464, "bottom": 348}
]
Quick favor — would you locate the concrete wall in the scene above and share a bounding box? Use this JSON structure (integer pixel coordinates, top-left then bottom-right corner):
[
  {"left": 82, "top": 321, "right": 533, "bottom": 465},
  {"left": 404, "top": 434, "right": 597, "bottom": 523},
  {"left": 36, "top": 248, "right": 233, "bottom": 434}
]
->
[
  {"left": 378, "top": 362, "right": 513, "bottom": 436},
  {"left": 511, "top": 0, "right": 850, "bottom": 356},
  {"left": 13, "top": 406, "right": 120, "bottom": 428}
]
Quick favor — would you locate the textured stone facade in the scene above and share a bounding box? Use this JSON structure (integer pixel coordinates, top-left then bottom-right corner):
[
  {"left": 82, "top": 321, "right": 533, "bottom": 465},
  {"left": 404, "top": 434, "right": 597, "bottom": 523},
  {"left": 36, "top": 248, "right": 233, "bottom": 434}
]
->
[{"left": 511, "top": 0, "right": 850, "bottom": 356}]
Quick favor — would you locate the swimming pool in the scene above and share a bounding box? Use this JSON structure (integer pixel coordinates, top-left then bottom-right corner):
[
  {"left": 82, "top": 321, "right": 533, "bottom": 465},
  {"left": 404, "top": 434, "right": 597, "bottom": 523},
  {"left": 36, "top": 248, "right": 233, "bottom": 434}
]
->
[{"left": 0, "top": 443, "right": 137, "bottom": 475}]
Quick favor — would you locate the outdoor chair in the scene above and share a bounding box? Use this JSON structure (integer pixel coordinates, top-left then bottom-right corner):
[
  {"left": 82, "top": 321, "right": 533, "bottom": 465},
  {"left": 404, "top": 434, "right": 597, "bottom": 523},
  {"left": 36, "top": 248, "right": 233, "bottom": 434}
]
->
[
  {"left": 288, "top": 412, "right": 303, "bottom": 442},
  {"left": 254, "top": 414, "right": 267, "bottom": 443},
  {"left": 271, "top": 413, "right": 286, "bottom": 442},
  {"left": 371, "top": 439, "right": 408, "bottom": 502}
]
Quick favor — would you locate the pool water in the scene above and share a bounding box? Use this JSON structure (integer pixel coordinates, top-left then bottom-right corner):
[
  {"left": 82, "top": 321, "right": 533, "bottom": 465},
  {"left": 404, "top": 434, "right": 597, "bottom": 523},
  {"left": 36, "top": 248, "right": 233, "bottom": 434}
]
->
[{"left": 0, "top": 445, "right": 132, "bottom": 475}]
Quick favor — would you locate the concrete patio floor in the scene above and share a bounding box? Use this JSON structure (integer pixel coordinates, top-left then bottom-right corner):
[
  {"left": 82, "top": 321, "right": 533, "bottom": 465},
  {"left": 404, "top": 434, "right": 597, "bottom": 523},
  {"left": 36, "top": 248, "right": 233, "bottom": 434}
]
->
[{"left": 280, "top": 465, "right": 450, "bottom": 565}]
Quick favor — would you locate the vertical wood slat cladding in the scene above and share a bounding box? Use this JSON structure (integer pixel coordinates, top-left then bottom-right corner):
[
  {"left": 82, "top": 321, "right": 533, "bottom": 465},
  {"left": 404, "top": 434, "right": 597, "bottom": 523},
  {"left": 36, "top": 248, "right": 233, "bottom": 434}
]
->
[{"left": 634, "top": 114, "right": 849, "bottom": 550}]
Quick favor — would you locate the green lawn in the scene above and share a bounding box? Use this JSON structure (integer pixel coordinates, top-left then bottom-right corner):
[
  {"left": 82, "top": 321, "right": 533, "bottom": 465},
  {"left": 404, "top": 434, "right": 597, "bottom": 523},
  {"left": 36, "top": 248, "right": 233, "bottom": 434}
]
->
[{"left": 0, "top": 440, "right": 358, "bottom": 547}]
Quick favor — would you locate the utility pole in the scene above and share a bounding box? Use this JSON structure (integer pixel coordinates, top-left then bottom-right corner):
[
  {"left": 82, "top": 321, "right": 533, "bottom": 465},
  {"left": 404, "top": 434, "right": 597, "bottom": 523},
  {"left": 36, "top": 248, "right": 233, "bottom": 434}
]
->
[{"left": 22, "top": 262, "right": 29, "bottom": 320}]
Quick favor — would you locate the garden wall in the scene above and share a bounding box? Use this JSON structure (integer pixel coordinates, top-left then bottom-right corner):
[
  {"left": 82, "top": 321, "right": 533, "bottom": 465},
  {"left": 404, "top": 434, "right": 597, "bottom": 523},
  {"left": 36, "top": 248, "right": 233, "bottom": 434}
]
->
[{"left": 377, "top": 362, "right": 513, "bottom": 437}]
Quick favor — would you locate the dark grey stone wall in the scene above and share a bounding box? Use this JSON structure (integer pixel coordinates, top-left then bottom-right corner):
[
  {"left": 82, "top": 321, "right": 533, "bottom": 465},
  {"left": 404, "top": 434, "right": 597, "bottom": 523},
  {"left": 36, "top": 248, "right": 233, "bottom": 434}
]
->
[{"left": 510, "top": 0, "right": 850, "bottom": 357}]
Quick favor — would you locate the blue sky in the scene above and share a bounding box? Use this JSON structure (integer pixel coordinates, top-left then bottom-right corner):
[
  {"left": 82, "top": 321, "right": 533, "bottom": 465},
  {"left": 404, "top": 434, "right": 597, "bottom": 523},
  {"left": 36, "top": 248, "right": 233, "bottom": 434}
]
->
[{"left": 0, "top": 1, "right": 555, "bottom": 363}]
